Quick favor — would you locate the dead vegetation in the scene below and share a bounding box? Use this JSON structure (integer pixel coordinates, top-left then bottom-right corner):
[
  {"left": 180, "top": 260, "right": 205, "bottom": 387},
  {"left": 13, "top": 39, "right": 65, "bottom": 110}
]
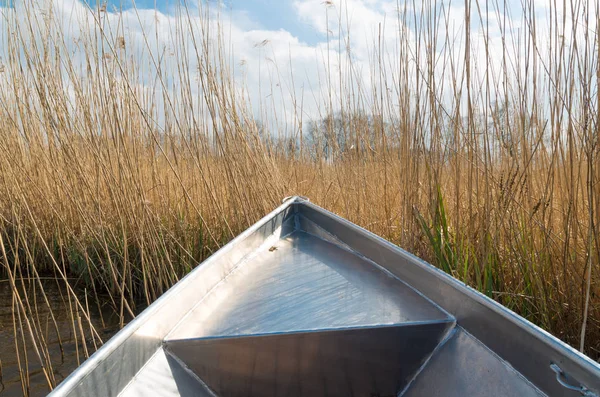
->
[{"left": 0, "top": 0, "right": 598, "bottom": 394}]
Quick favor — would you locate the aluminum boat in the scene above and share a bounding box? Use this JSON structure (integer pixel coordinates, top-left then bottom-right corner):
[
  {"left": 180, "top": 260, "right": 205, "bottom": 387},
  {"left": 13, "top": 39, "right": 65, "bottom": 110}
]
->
[{"left": 50, "top": 196, "right": 600, "bottom": 397}]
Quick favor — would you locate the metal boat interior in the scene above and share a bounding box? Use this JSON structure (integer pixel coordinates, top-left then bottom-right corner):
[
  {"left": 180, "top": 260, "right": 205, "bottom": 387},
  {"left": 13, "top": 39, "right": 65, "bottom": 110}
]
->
[{"left": 50, "top": 197, "right": 600, "bottom": 397}]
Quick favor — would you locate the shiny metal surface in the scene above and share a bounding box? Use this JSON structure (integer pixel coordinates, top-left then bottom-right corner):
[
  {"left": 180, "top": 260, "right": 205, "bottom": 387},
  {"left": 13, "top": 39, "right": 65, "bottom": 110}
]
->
[
  {"left": 401, "top": 327, "right": 545, "bottom": 396},
  {"left": 119, "top": 348, "right": 214, "bottom": 397},
  {"left": 50, "top": 197, "right": 600, "bottom": 397},
  {"left": 165, "top": 322, "right": 453, "bottom": 397},
  {"left": 167, "top": 231, "right": 450, "bottom": 340},
  {"left": 296, "top": 203, "right": 600, "bottom": 396},
  {"left": 49, "top": 198, "right": 297, "bottom": 397}
]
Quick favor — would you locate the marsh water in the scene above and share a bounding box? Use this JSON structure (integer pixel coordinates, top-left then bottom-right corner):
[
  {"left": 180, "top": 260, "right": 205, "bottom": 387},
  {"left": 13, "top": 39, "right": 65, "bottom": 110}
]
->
[{"left": 0, "top": 280, "right": 121, "bottom": 396}]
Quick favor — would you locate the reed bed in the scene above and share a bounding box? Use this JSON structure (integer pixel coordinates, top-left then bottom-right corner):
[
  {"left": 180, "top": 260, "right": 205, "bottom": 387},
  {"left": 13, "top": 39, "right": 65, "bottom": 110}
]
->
[{"left": 0, "top": 0, "right": 598, "bottom": 394}]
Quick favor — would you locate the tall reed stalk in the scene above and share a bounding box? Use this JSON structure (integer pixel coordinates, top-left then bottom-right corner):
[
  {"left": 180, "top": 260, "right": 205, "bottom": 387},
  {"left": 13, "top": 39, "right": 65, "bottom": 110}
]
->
[{"left": 0, "top": 0, "right": 598, "bottom": 394}]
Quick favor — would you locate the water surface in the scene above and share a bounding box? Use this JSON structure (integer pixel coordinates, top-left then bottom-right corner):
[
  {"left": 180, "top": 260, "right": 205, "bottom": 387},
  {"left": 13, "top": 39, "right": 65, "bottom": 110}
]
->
[{"left": 0, "top": 280, "right": 120, "bottom": 396}]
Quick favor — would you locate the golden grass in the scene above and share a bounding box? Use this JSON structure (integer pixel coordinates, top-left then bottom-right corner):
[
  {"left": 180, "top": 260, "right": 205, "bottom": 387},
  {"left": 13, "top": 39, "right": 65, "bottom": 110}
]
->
[{"left": 0, "top": 0, "right": 598, "bottom": 394}]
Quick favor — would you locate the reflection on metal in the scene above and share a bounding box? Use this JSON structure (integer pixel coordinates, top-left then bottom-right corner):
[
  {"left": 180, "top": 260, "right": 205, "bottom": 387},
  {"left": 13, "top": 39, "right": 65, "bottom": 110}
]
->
[
  {"left": 49, "top": 197, "right": 600, "bottom": 397},
  {"left": 166, "top": 231, "right": 450, "bottom": 340},
  {"left": 119, "top": 349, "right": 214, "bottom": 397},
  {"left": 165, "top": 322, "right": 452, "bottom": 397},
  {"left": 401, "top": 328, "right": 545, "bottom": 396}
]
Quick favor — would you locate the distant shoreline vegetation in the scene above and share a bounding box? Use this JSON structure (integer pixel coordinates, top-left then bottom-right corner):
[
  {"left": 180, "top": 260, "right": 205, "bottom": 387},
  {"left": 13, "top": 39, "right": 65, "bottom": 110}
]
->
[{"left": 0, "top": 0, "right": 598, "bottom": 394}]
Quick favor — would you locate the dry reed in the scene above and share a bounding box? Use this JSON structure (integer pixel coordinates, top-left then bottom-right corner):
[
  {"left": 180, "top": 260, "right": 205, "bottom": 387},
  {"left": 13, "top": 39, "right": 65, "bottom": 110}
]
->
[{"left": 0, "top": 0, "right": 598, "bottom": 394}]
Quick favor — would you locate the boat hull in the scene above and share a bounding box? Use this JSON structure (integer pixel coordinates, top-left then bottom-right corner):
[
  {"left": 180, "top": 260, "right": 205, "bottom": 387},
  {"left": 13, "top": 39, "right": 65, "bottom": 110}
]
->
[{"left": 49, "top": 197, "right": 600, "bottom": 397}]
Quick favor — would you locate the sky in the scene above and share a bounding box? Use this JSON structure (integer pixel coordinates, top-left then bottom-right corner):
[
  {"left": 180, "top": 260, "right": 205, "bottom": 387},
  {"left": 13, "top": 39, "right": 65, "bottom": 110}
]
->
[
  {"left": 0, "top": 0, "right": 597, "bottom": 130},
  {"left": 83, "top": 0, "right": 325, "bottom": 44},
  {"left": 225, "top": 0, "right": 324, "bottom": 45}
]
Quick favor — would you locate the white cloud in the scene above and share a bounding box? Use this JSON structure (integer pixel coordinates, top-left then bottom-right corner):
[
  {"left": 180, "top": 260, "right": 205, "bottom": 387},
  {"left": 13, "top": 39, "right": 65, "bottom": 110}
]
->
[{"left": 0, "top": 0, "right": 596, "bottom": 135}]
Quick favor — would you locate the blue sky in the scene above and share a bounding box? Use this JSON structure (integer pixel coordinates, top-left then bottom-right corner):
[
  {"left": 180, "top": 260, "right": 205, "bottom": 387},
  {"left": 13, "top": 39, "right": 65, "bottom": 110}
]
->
[
  {"left": 227, "top": 0, "right": 323, "bottom": 45},
  {"left": 3, "top": 0, "right": 591, "bottom": 126},
  {"left": 83, "top": 0, "right": 324, "bottom": 45}
]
